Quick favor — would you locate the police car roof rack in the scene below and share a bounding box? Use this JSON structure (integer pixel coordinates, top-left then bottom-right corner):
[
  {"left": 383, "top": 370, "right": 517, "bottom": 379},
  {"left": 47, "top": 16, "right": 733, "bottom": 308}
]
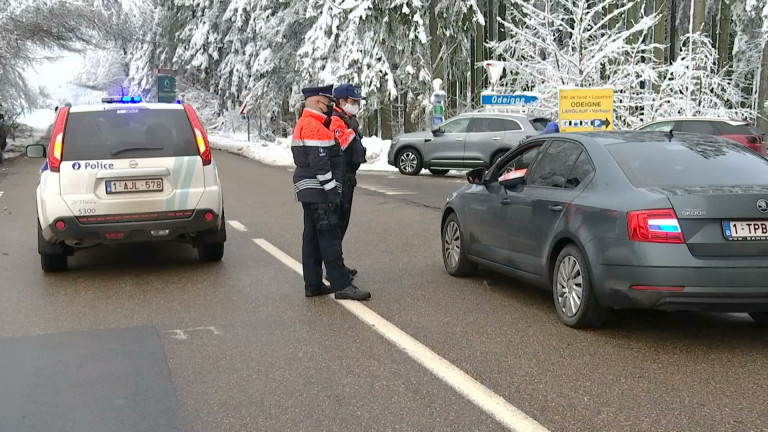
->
[{"left": 102, "top": 96, "right": 143, "bottom": 104}]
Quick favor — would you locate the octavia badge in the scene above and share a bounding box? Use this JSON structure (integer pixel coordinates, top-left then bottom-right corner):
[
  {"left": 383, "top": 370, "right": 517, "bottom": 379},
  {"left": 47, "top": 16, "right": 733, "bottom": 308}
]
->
[{"left": 758, "top": 199, "right": 768, "bottom": 213}]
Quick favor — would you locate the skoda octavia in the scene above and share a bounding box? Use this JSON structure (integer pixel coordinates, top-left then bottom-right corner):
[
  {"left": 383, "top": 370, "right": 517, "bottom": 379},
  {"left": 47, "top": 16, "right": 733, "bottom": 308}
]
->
[{"left": 441, "top": 131, "right": 768, "bottom": 327}]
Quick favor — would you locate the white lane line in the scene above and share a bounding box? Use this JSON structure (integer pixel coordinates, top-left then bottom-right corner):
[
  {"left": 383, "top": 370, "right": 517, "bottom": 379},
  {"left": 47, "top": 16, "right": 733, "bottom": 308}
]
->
[
  {"left": 358, "top": 185, "right": 416, "bottom": 195},
  {"left": 252, "top": 238, "right": 550, "bottom": 432},
  {"left": 227, "top": 220, "right": 248, "bottom": 232},
  {"left": 0, "top": 191, "right": 4, "bottom": 199}
]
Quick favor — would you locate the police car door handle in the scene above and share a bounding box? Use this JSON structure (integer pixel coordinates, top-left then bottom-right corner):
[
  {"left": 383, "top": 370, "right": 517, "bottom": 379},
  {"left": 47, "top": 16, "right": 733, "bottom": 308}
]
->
[
  {"left": 455, "top": 137, "right": 463, "bottom": 141},
  {"left": 548, "top": 204, "right": 564, "bottom": 212},
  {"left": 492, "top": 136, "right": 501, "bottom": 141},
  {"left": 500, "top": 198, "right": 512, "bottom": 205}
]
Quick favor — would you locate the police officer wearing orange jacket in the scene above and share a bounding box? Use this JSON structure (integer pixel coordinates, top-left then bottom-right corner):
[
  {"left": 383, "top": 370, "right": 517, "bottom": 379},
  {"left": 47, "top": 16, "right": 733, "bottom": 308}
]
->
[
  {"left": 329, "top": 84, "right": 367, "bottom": 277},
  {"left": 292, "top": 85, "right": 370, "bottom": 301}
]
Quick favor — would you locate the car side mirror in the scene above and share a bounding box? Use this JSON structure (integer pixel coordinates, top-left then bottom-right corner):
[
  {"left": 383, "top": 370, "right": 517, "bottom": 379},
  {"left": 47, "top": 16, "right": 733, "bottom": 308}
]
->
[
  {"left": 747, "top": 136, "right": 759, "bottom": 144},
  {"left": 432, "top": 127, "right": 444, "bottom": 136},
  {"left": 466, "top": 167, "right": 486, "bottom": 185},
  {"left": 499, "top": 169, "right": 527, "bottom": 189},
  {"left": 26, "top": 144, "right": 46, "bottom": 158}
]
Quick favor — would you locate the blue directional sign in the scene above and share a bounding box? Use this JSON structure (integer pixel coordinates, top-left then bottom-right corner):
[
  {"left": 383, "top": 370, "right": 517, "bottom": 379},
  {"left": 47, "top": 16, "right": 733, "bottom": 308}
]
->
[{"left": 481, "top": 94, "right": 539, "bottom": 106}]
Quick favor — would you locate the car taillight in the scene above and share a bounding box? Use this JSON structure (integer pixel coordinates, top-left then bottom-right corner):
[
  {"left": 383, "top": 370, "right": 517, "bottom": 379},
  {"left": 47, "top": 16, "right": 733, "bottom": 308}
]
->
[
  {"left": 48, "top": 107, "right": 70, "bottom": 172},
  {"left": 627, "top": 209, "right": 684, "bottom": 244},
  {"left": 183, "top": 103, "right": 212, "bottom": 166}
]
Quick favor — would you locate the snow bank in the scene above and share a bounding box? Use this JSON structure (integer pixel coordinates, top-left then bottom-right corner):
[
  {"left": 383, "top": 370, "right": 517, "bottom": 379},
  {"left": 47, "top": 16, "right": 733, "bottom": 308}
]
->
[
  {"left": 2, "top": 129, "right": 46, "bottom": 161},
  {"left": 208, "top": 133, "right": 397, "bottom": 172}
]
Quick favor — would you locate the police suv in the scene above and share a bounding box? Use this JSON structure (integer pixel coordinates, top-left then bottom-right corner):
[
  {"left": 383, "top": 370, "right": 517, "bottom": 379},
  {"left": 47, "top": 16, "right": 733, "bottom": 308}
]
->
[{"left": 26, "top": 96, "right": 226, "bottom": 272}]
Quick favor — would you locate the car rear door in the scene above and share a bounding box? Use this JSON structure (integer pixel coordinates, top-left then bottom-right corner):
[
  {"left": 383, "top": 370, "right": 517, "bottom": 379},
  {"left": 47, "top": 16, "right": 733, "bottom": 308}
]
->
[
  {"left": 463, "top": 117, "right": 503, "bottom": 167},
  {"left": 59, "top": 106, "right": 206, "bottom": 219},
  {"left": 504, "top": 139, "right": 589, "bottom": 275}
]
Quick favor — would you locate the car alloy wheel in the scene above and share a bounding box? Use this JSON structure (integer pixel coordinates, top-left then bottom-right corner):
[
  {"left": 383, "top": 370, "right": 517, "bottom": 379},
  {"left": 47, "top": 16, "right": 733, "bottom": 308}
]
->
[
  {"left": 444, "top": 220, "right": 461, "bottom": 270},
  {"left": 399, "top": 151, "right": 418, "bottom": 174},
  {"left": 556, "top": 255, "right": 583, "bottom": 318}
]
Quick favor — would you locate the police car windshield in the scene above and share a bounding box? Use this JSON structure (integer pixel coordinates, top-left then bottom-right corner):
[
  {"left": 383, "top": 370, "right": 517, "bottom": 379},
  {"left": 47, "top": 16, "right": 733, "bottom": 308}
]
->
[{"left": 62, "top": 109, "right": 198, "bottom": 161}]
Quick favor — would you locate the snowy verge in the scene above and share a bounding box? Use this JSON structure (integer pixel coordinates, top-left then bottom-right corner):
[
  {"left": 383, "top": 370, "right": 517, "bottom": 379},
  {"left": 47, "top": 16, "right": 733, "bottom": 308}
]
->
[{"left": 208, "top": 133, "right": 397, "bottom": 172}]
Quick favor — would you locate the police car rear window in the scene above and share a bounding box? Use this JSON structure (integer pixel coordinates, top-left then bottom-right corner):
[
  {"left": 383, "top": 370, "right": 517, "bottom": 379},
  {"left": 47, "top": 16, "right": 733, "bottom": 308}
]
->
[{"left": 62, "top": 109, "right": 198, "bottom": 161}]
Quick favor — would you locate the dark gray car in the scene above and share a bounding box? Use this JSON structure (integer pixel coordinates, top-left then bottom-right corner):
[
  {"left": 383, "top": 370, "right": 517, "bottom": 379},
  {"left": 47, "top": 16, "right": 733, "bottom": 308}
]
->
[
  {"left": 387, "top": 111, "right": 549, "bottom": 176},
  {"left": 441, "top": 131, "right": 768, "bottom": 328}
]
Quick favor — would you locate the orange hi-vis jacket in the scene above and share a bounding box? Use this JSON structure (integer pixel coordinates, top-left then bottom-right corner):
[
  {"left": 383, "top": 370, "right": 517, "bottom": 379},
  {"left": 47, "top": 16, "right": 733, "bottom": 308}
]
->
[{"left": 291, "top": 108, "right": 344, "bottom": 203}]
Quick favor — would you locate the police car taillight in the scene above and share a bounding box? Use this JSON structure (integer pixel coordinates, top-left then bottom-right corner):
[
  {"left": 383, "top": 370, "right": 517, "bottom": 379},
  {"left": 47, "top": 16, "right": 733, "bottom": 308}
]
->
[
  {"left": 627, "top": 209, "right": 684, "bottom": 244},
  {"left": 48, "top": 106, "right": 70, "bottom": 173},
  {"left": 182, "top": 103, "right": 211, "bottom": 166}
]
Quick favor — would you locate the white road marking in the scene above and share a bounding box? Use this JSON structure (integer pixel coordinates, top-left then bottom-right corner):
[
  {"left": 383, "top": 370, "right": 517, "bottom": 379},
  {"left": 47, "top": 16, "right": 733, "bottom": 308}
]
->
[
  {"left": 0, "top": 191, "right": 4, "bottom": 199},
  {"left": 358, "top": 184, "right": 416, "bottom": 195},
  {"left": 227, "top": 220, "right": 248, "bottom": 232},
  {"left": 252, "top": 238, "right": 550, "bottom": 432},
  {"left": 163, "top": 326, "right": 221, "bottom": 341}
]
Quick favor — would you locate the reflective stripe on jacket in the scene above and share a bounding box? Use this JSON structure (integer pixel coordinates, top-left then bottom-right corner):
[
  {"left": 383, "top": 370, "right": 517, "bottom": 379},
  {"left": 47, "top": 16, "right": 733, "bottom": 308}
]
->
[{"left": 291, "top": 108, "right": 344, "bottom": 203}]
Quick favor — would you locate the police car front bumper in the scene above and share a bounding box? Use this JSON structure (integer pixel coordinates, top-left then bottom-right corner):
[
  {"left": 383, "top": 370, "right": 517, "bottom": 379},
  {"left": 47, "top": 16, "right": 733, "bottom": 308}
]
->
[{"left": 47, "top": 209, "right": 223, "bottom": 246}]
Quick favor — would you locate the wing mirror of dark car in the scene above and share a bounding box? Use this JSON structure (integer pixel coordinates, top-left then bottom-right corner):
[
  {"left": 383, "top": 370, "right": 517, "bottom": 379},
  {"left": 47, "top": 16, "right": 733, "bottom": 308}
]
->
[
  {"left": 26, "top": 144, "right": 46, "bottom": 158},
  {"left": 747, "top": 135, "right": 759, "bottom": 144},
  {"left": 499, "top": 169, "right": 527, "bottom": 189},
  {"left": 466, "top": 167, "right": 486, "bottom": 185}
]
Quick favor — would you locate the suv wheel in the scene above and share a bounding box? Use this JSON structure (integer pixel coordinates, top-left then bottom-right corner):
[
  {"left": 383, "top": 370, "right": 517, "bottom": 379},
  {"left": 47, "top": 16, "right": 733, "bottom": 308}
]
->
[
  {"left": 197, "top": 214, "right": 226, "bottom": 262},
  {"left": 552, "top": 245, "right": 607, "bottom": 328},
  {"left": 397, "top": 149, "right": 422, "bottom": 176},
  {"left": 429, "top": 168, "right": 449, "bottom": 176},
  {"left": 41, "top": 252, "right": 68, "bottom": 272}
]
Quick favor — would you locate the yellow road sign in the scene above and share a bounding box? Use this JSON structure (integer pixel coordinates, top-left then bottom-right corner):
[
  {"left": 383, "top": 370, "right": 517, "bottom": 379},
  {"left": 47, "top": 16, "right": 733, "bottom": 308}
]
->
[{"left": 558, "top": 88, "right": 614, "bottom": 132}]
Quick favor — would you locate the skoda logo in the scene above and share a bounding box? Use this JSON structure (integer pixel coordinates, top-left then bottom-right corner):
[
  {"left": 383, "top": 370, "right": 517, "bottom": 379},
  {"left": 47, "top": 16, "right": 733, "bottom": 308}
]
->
[
  {"left": 129, "top": 160, "right": 138, "bottom": 169},
  {"left": 758, "top": 199, "right": 768, "bottom": 213},
  {"left": 72, "top": 162, "right": 81, "bottom": 170}
]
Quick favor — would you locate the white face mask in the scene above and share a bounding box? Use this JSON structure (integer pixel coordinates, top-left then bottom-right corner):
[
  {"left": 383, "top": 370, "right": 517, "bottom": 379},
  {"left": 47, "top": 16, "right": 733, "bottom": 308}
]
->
[{"left": 343, "top": 103, "right": 361, "bottom": 116}]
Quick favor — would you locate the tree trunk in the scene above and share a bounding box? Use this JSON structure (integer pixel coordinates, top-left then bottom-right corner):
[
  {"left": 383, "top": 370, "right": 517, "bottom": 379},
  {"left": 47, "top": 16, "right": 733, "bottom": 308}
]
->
[
  {"left": 669, "top": 0, "right": 678, "bottom": 63},
  {"left": 497, "top": 0, "right": 506, "bottom": 43},
  {"left": 428, "top": 0, "right": 443, "bottom": 83},
  {"left": 717, "top": 0, "right": 731, "bottom": 70},
  {"left": 756, "top": 41, "right": 768, "bottom": 133},
  {"left": 473, "top": 0, "right": 486, "bottom": 107},
  {"left": 627, "top": 0, "right": 641, "bottom": 44},
  {"left": 691, "top": 0, "right": 706, "bottom": 34}
]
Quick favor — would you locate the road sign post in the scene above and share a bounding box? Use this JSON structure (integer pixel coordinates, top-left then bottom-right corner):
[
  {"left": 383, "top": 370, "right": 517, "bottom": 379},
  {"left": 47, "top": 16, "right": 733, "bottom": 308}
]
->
[
  {"left": 558, "top": 88, "right": 614, "bottom": 133},
  {"left": 431, "top": 79, "right": 446, "bottom": 128},
  {"left": 157, "top": 68, "right": 177, "bottom": 103}
]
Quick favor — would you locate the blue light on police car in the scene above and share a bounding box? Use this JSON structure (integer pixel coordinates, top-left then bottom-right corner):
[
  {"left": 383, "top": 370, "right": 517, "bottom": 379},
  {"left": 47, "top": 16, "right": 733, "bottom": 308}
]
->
[
  {"left": 122, "top": 96, "right": 132, "bottom": 102},
  {"left": 133, "top": 96, "right": 142, "bottom": 103}
]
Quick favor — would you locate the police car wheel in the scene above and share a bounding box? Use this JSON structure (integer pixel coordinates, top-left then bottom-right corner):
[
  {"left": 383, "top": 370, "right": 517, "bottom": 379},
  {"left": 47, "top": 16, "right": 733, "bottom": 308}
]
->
[
  {"left": 749, "top": 312, "right": 768, "bottom": 325},
  {"left": 198, "top": 242, "right": 224, "bottom": 262},
  {"left": 552, "top": 245, "right": 607, "bottom": 328},
  {"left": 429, "top": 169, "right": 449, "bottom": 176},
  {"left": 397, "top": 149, "right": 422, "bottom": 176},
  {"left": 442, "top": 213, "right": 477, "bottom": 277},
  {"left": 41, "top": 252, "right": 68, "bottom": 272}
]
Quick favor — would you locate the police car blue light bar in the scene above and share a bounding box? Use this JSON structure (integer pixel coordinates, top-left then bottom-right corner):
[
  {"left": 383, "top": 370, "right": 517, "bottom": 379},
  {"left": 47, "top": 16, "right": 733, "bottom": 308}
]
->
[{"left": 102, "top": 96, "right": 143, "bottom": 104}]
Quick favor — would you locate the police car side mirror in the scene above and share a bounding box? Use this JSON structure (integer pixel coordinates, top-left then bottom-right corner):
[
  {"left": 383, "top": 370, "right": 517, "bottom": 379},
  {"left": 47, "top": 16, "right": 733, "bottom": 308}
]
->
[
  {"left": 26, "top": 144, "right": 46, "bottom": 158},
  {"left": 467, "top": 167, "right": 486, "bottom": 185}
]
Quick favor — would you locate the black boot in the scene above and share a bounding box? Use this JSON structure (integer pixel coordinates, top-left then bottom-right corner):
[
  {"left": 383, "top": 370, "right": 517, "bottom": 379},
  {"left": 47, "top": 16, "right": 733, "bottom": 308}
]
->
[
  {"left": 334, "top": 285, "right": 371, "bottom": 301},
  {"left": 305, "top": 284, "right": 336, "bottom": 297},
  {"left": 346, "top": 266, "right": 358, "bottom": 277}
]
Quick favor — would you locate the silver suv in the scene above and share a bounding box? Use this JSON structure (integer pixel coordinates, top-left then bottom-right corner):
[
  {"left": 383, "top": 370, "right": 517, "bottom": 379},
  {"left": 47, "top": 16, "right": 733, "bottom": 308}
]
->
[{"left": 387, "top": 110, "right": 550, "bottom": 175}]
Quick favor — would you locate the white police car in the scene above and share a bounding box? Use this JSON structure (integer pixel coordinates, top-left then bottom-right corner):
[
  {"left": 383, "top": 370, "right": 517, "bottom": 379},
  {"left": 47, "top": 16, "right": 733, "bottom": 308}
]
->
[{"left": 26, "top": 96, "right": 226, "bottom": 272}]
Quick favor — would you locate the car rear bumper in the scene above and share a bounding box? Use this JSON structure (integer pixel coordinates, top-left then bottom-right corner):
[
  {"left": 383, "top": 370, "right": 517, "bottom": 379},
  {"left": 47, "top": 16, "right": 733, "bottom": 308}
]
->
[
  {"left": 596, "top": 264, "right": 768, "bottom": 311},
  {"left": 46, "top": 209, "right": 222, "bottom": 246}
]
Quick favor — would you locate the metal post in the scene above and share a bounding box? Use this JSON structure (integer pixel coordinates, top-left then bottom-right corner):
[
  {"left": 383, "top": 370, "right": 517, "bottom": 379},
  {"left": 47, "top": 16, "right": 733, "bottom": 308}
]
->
[{"left": 247, "top": 115, "right": 251, "bottom": 142}]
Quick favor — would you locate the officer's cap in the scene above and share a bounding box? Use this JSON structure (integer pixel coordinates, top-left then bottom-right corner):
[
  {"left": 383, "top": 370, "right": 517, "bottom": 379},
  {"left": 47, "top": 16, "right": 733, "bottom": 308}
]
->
[
  {"left": 301, "top": 85, "right": 334, "bottom": 99},
  {"left": 333, "top": 83, "right": 366, "bottom": 101}
]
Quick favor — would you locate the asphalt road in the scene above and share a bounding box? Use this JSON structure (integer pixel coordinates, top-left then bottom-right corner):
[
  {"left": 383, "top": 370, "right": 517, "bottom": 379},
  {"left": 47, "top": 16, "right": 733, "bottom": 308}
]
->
[{"left": 1, "top": 150, "right": 767, "bottom": 432}]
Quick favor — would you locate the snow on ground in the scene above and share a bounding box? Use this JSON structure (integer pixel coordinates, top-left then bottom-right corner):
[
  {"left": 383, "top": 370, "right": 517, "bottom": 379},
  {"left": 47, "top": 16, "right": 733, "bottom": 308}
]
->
[
  {"left": 208, "top": 133, "right": 398, "bottom": 172},
  {"left": 2, "top": 109, "right": 53, "bottom": 161}
]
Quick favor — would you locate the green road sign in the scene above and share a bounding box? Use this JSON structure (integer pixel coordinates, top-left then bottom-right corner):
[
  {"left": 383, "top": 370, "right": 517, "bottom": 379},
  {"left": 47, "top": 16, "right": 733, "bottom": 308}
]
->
[
  {"left": 433, "top": 105, "right": 444, "bottom": 116},
  {"left": 157, "top": 75, "right": 177, "bottom": 103}
]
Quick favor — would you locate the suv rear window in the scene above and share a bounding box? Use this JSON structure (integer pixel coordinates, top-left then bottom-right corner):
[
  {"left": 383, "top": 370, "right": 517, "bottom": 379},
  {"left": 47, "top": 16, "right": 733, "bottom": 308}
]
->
[
  {"left": 606, "top": 139, "right": 768, "bottom": 187},
  {"left": 714, "top": 122, "right": 752, "bottom": 135},
  {"left": 62, "top": 108, "right": 198, "bottom": 161}
]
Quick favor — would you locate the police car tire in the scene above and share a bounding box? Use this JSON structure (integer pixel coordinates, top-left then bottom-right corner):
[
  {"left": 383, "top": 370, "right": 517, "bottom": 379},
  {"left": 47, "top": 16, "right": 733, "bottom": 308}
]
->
[
  {"left": 749, "top": 312, "right": 768, "bottom": 325},
  {"left": 552, "top": 245, "right": 607, "bottom": 328},
  {"left": 442, "top": 213, "right": 477, "bottom": 277},
  {"left": 198, "top": 242, "right": 224, "bottom": 262},
  {"left": 41, "top": 252, "right": 67, "bottom": 272},
  {"left": 429, "top": 169, "right": 449, "bottom": 176}
]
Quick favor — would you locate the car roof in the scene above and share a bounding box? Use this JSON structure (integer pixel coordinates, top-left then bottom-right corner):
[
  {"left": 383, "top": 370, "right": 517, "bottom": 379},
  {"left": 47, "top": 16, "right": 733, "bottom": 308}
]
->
[
  {"left": 454, "top": 112, "right": 541, "bottom": 120},
  {"left": 539, "top": 130, "right": 736, "bottom": 146},
  {"left": 68, "top": 103, "right": 185, "bottom": 114},
  {"left": 644, "top": 117, "right": 747, "bottom": 125}
]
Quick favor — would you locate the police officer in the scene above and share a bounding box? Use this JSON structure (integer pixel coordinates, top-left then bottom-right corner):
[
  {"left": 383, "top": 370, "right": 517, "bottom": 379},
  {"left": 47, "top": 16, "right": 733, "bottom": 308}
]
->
[
  {"left": 330, "top": 84, "right": 367, "bottom": 277},
  {"left": 292, "top": 84, "right": 371, "bottom": 301}
]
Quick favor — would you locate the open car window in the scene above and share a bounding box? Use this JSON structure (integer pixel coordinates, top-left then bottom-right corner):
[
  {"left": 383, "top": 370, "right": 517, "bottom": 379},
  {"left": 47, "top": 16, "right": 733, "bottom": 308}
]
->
[{"left": 493, "top": 143, "right": 545, "bottom": 183}]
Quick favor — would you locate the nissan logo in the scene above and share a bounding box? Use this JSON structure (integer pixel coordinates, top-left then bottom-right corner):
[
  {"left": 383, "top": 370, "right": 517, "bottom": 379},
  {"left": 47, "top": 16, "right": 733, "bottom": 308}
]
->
[
  {"left": 758, "top": 199, "right": 768, "bottom": 213},
  {"left": 129, "top": 160, "right": 138, "bottom": 169}
]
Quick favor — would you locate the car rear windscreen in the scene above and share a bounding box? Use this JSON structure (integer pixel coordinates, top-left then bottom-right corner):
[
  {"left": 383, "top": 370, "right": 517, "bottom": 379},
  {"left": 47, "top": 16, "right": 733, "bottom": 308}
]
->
[
  {"left": 714, "top": 122, "right": 753, "bottom": 135},
  {"left": 607, "top": 139, "right": 768, "bottom": 188},
  {"left": 62, "top": 108, "right": 198, "bottom": 161}
]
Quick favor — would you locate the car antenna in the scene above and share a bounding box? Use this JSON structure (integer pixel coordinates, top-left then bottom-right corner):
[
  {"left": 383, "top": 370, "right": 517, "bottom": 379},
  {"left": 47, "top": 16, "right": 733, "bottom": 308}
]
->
[{"left": 666, "top": 129, "right": 674, "bottom": 142}]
